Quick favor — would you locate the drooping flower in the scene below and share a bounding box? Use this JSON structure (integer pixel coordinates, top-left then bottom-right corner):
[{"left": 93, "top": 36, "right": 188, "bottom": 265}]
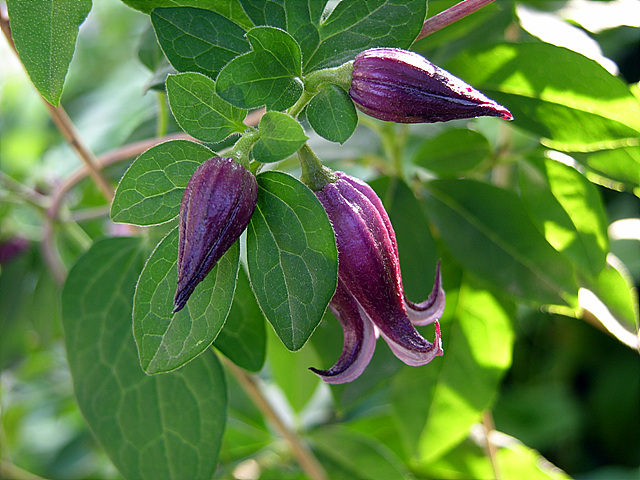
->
[
  {"left": 311, "top": 172, "right": 444, "bottom": 384},
  {"left": 349, "top": 47, "right": 513, "bottom": 123},
  {"left": 174, "top": 157, "right": 257, "bottom": 313}
]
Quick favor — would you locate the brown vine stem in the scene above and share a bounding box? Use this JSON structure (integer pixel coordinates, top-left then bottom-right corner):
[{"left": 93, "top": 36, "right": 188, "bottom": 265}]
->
[
  {"left": 482, "top": 410, "right": 501, "bottom": 480},
  {"left": 0, "top": 8, "right": 114, "bottom": 202},
  {"left": 222, "top": 357, "right": 329, "bottom": 480},
  {"left": 416, "top": 0, "right": 496, "bottom": 41}
]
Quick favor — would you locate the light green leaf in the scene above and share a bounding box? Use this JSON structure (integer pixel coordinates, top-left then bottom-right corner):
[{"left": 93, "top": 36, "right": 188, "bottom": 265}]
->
[
  {"left": 304, "top": 0, "right": 426, "bottom": 71},
  {"left": 166, "top": 72, "right": 247, "bottom": 143},
  {"left": 111, "top": 140, "right": 214, "bottom": 226},
  {"left": 133, "top": 228, "right": 239, "bottom": 374},
  {"left": 62, "top": 237, "right": 227, "bottom": 480},
  {"left": 306, "top": 84, "right": 357, "bottom": 144},
  {"left": 519, "top": 156, "right": 609, "bottom": 277},
  {"left": 216, "top": 26, "right": 303, "bottom": 110},
  {"left": 6, "top": 0, "right": 92, "bottom": 105},
  {"left": 391, "top": 272, "right": 515, "bottom": 463},
  {"left": 252, "top": 111, "right": 308, "bottom": 163},
  {"left": 423, "top": 179, "right": 579, "bottom": 307},
  {"left": 413, "top": 129, "right": 492, "bottom": 174},
  {"left": 246, "top": 171, "right": 338, "bottom": 351},
  {"left": 152, "top": 6, "right": 250, "bottom": 78},
  {"left": 214, "top": 267, "right": 266, "bottom": 372},
  {"left": 575, "top": 146, "right": 640, "bottom": 194},
  {"left": 445, "top": 43, "right": 640, "bottom": 152}
]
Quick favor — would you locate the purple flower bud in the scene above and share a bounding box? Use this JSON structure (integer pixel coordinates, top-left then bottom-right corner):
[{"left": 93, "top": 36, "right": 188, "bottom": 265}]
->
[
  {"left": 311, "top": 172, "right": 444, "bottom": 384},
  {"left": 349, "top": 47, "right": 512, "bottom": 123},
  {"left": 174, "top": 157, "right": 257, "bottom": 313}
]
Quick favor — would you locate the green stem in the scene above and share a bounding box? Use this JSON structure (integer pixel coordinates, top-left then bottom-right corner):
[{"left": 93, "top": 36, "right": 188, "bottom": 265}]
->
[
  {"left": 298, "top": 143, "right": 336, "bottom": 191},
  {"left": 287, "top": 89, "right": 314, "bottom": 119},
  {"left": 228, "top": 129, "right": 260, "bottom": 168},
  {"left": 156, "top": 91, "right": 169, "bottom": 138}
]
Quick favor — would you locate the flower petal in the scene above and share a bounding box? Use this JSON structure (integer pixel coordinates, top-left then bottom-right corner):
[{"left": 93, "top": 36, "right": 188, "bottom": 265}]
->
[
  {"left": 309, "top": 282, "right": 377, "bottom": 384},
  {"left": 405, "top": 261, "right": 445, "bottom": 326},
  {"left": 379, "top": 319, "right": 443, "bottom": 366}
]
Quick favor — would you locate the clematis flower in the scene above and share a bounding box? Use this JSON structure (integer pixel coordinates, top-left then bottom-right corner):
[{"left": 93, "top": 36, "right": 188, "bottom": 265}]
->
[
  {"left": 311, "top": 172, "right": 445, "bottom": 384},
  {"left": 174, "top": 157, "right": 257, "bottom": 313},
  {"left": 349, "top": 47, "right": 513, "bottom": 123}
]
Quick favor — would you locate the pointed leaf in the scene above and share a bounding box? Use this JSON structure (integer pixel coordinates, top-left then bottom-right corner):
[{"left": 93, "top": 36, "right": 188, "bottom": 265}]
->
[
  {"left": 166, "top": 72, "right": 247, "bottom": 143},
  {"left": 214, "top": 267, "right": 266, "bottom": 372},
  {"left": 62, "top": 237, "right": 227, "bottom": 480},
  {"left": 111, "top": 140, "right": 215, "bottom": 226},
  {"left": 216, "top": 26, "right": 303, "bottom": 110},
  {"left": 423, "top": 179, "right": 579, "bottom": 307},
  {"left": 133, "top": 228, "right": 239, "bottom": 374},
  {"left": 252, "top": 111, "right": 308, "bottom": 163},
  {"left": 306, "top": 84, "right": 357, "bottom": 144},
  {"left": 6, "top": 0, "right": 92, "bottom": 105},
  {"left": 152, "top": 6, "right": 250, "bottom": 78},
  {"left": 246, "top": 171, "right": 338, "bottom": 351}
]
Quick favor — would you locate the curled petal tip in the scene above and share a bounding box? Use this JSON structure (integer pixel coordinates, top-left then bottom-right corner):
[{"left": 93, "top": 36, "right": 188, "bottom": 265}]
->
[{"left": 405, "top": 260, "right": 445, "bottom": 326}]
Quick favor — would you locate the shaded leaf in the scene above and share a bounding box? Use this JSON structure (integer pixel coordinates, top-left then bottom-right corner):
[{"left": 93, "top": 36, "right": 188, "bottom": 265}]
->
[
  {"left": 111, "top": 140, "right": 214, "bottom": 226},
  {"left": 423, "top": 179, "right": 579, "bottom": 307},
  {"left": 216, "top": 26, "right": 303, "bottom": 110},
  {"left": 306, "top": 84, "right": 357, "bottom": 144},
  {"left": 252, "top": 111, "right": 308, "bottom": 163},
  {"left": 246, "top": 171, "right": 338, "bottom": 351},
  {"left": 124, "top": 0, "right": 254, "bottom": 29},
  {"left": 214, "top": 267, "right": 266, "bottom": 372},
  {"left": 133, "top": 228, "right": 239, "bottom": 374},
  {"left": 6, "top": 0, "right": 92, "bottom": 105},
  {"left": 152, "top": 6, "right": 250, "bottom": 78},
  {"left": 166, "top": 72, "right": 247, "bottom": 143},
  {"left": 62, "top": 237, "right": 227, "bottom": 480},
  {"left": 284, "top": 0, "right": 326, "bottom": 64},
  {"left": 238, "top": 0, "right": 286, "bottom": 29},
  {"left": 413, "top": 129, "right": 492, "bottom": 174}
]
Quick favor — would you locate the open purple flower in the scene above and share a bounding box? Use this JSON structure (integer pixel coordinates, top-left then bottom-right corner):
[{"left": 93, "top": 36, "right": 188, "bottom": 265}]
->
[
  {"left": 349, "top": 47, "right": 513, "bottom": 123},
  {"left": 174, "top": 157, "right": 257, "bottom": 313},
  {"left": 311, "top": 172, "right": 444, "bottom": 384}
]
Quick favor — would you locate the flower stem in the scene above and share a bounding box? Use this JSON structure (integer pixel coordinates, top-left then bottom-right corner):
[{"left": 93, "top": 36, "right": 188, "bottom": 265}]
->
[
  {"left": 228, "top": 129, "right": 260, "bottom": 168},
  {"left": 416, "top": 0, "right": 496, "bottom": 41},
  {"left": 298, "top": 144, "right": 336, "bottom": 191}
]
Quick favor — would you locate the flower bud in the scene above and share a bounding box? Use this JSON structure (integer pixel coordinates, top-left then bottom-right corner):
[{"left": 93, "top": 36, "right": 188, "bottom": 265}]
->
[
  {"left": 349, "top": 47, "right": 512, "bottom": 123},
  {"left": 174, "top": 157, "right": 257, "bottom": 313}
]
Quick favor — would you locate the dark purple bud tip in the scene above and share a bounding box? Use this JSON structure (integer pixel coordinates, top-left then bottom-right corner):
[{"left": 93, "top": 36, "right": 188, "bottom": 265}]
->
[
  {"left": 173, "top": 157, "right": 257, "bottom": 313},
  {"left": 349, "top": 47, "right": 512, "bottom": 124}
]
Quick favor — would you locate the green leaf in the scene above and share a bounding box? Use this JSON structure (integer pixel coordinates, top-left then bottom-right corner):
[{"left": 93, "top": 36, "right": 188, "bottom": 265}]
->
[
  {"left": 413, "top": 129, "right": 492, "bottom": 174},
  {"left": 423, "top": 179, "right": 579, "bottom": 307},
  {"left": 111, "top": 140, "right": 214, "bottom": 226},
  {"left": 304, "top": 0, "right": 427, "bottom": 72},
  {"left": 166, "top": 73, "right": 247, "bottom": 143},
  {"left": 391, "top": 271, "right": 515, "bottom": 463},
  {"left": 252, "top": 111, "right": 308, "bottom": 163},
  {"left": 574, "top": 146, "right": 640, "bottom": 194},
  {"left": 124, "top": 0, "right": 254, "bottom": 29},
  {"left": 311, "top": 426, "right": 409, "bottom": 480},
  {"left": 133, "top": 228, "right": 239, "bottom": 374},
  {"left": 445, "top": 43, "right": 640, "bottom": 152},
  {"left": 214, "top": 267, "right": 266, "bottom": 372},
  {"left": 519, "top": 157, "right": 609, "bottom": 277},
  {"left": 62, "top": 237, "right": 227, "bottom": 480},
  {"left": 152, "top": 7, "right": 250, "bottom": 78},
  {"left": 216, "top": 26, "right": 303, "bottom": 110},
  {"left": 6, "top": 0, "right": 92, "bottom": 106},
  {"left": 246, "top": 171, "right": 338, "bottom": 351},
  {"left": 238, "top": 0, "right": 286, "bottom": 29},
  {"left": 306, "top": 84, "right": 357, "bottom": 144},
  {"left": 284, "top": 0, "right": 326, "bottom": 64}
]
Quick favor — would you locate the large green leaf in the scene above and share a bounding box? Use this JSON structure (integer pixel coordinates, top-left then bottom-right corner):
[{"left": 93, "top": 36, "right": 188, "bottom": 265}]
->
[
  {"left": 152, "top": 6, "right": 250, "bottom": 78},
  {"left": 306, "top": 84, "right": 357, "bottom": 144},
  {"left": 110, "top": 140, "right": 214, "bottom": 226},
  {"left": 423, "top": 179, "right": 579, "bottom": 307},
  {"left": 252, "top": 111, "right": 308, "bottom": 163},
  {"left": 246, "top": 171, "right": 338, "bottom": 351},
  {"left": 216, "top": 26, "right": 303, "bottom": 110},
  {"left": 304, "top": 0, "right": 426, "bottom": 71},
  {"left": 574, "top": 146, "right": 640, "bottom": 194},
  {"left": 413, "top": 129, "right": 492, "bottom": 175},
  {"left": 124, "top": 0, "right": 253, "bottom": 29},
  {"left": 283, "top": 0, "right": 326, "bottom": 64},
  {"left": 6, "top": 0, "right": 92, "bottom": 105},
  {"left": 62, "top": 237, "right": 227, "bottom": 480},
  {"left": 166, "top": 72, "right": 247, "bottom": 143},
  {"left": 391, "top": 271, "right": 515, "bottom": 463},
  {"left": 519, "top": 157, "right": 609, "bottom": 277},
  {"left": 214, "top": 267, "right": 266, "bottom": 372},
  {"left": 133, "top": 228, "right": 239, "bottom": 374},
  {"left": 238, "top": 0, "right": 286, "bottom": 29},
  {"left": 445, "top": 43, "right": 640, "bottom": 152}
]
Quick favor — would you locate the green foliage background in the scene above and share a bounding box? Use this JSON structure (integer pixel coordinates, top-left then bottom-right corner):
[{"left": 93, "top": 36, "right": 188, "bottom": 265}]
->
[{"left": 1, "top": 1, "right": 639, "bottom": 479}]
